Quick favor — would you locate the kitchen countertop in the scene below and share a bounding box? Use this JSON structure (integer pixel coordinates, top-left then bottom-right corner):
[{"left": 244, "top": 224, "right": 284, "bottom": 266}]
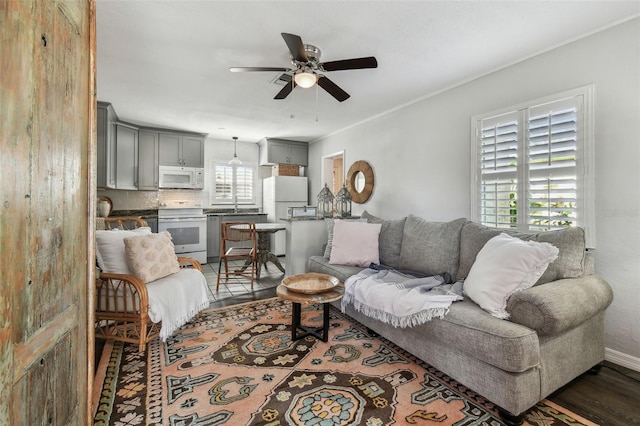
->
[
  {"left": 108, "top": 209, "right": 266, "bottom": 218},
  {"left": 110, "top": 209, "right": 158, "bottom": 218},
  {"left": 204, "top": 210, "right": 266, "bottom": 216}
]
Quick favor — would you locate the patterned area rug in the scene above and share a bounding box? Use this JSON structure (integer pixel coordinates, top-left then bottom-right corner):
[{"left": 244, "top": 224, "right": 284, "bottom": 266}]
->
[{"left": 93, "top": 297, "right": 596, "bottom": 425}]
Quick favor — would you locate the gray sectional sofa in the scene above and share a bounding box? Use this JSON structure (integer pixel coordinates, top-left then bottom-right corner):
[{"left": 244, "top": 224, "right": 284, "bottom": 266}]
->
[{"left": 307, "top": 212, "right": 613, "bottom": 425}]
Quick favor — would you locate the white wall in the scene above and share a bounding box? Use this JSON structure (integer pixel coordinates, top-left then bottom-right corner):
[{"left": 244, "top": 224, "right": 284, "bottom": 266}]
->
[{"left": 308, "top": 18, "right": 640, "bottom": 367}]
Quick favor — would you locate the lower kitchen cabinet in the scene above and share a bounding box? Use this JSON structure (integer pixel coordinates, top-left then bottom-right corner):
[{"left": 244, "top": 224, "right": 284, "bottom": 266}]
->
[
  {"left": 207, "top": 214, "right": 267, "bottom": 262},
  {"left": 207, "top": 215, "right": 220, "bottom": 261}
]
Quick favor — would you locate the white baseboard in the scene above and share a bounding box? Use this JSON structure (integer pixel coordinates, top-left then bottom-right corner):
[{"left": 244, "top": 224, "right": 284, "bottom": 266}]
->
[{"left": 605, "top": 347, "right": 640, "bottom": 372}]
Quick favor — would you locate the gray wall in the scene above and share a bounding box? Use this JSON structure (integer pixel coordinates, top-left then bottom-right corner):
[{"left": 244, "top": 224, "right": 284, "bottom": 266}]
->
[{"left": 308, "top": 18, "right": 640, "bottom": 368}]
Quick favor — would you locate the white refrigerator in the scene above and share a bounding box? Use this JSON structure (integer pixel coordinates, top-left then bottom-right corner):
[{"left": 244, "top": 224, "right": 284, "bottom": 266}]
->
[{"left": 263, "top": 176, "right": 308, "bottom": 255}]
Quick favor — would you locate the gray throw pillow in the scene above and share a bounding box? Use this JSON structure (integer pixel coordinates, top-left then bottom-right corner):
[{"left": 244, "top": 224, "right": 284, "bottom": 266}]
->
[
  {"left": 361, "top": 211, "right": 406, "bottom": 268},
  {"left": 398, "top": 215, "right": 467, "bottom": 279}
]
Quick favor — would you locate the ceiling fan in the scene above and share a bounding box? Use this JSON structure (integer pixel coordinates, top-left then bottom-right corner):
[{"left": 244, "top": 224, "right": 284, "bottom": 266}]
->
[{"left": 230, "top": 33, "right": 378, "bottom": 102}]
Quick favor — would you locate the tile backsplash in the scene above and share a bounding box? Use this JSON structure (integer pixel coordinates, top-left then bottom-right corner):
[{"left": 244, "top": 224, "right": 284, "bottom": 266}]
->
[{"left": 97, "top": 189, "right": 210, "bottom": 211}]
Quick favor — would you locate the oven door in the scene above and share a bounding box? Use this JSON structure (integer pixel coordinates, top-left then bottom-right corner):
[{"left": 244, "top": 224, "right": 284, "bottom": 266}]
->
[{"left": 158, "top": 217, "right": 207, "bottom": 254}]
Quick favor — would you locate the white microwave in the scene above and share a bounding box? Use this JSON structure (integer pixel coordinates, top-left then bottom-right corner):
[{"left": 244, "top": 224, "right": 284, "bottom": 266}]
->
[{"left": 158, "top": 166, "right": 204, "bottom": 189}]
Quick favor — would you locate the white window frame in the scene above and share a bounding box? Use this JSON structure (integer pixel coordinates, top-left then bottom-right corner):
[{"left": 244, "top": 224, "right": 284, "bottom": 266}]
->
[
  {"left": 209, "top": 159, "right": 258, "bottom": 206},
  {"left": 471, "top": 85, "right": 595, "bottom": 247}
]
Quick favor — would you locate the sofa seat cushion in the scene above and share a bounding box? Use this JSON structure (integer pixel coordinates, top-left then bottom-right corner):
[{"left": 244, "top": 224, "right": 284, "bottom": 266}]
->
[
  {"left": 344, "top": 298, "right": 540, "bottom": 373},
  {"left": 308, "top": 255, "right": 365, "bottom": 283},
  {"left": 399, "top": 216, "right": 466, "bottom": 279},
  {"left": 458, "top": 221, "right": 586, "bottom": 284}
]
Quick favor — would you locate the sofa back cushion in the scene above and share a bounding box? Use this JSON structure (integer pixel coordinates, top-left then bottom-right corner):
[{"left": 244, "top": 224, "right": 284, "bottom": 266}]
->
[
  {"left": 457, "top": 221, "right": 586, "bottom": 285},
  {"left": 361, "top": 211, "right": 406, "bottom": 268},
  {"left": 399, "top": 216, "right": 466, "bottom": 279}
]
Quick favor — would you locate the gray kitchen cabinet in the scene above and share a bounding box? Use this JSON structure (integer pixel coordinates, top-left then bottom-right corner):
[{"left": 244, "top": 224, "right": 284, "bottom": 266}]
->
[
  {"left": 97, "top": 101, "right": 117, "bottom": 188},
  {"left": 138, "top": 130, "right": 159, "bottom": 190},
  {"left": 259, "top": 138, "right": 308, "bottom": 166},
  {"left": 115, "top": 123, "right": 139, "bottom": 190},
  {"left": 159, "top": 133, "right": 205, "bottom": 168},
  {"left": 207, "top": 215, "right": 220, "bottom": 261},
  {"left": 208, "top": 214, "right": 267, "bottom": 261}
]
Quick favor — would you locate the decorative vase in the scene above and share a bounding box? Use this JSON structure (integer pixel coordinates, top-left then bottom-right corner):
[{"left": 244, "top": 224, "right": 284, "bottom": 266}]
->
[{"left": 98, "top": 201, "right": 110, "bottom": 218}]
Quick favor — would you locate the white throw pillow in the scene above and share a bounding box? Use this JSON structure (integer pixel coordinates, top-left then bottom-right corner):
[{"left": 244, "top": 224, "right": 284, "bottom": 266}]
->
[
  {"left": 124, "top": 231, "right": 180, "bottom": 283},
  {"left": 463, "top": 233, "right": 559, "bottom": 319},
  {"left": 329, "top": 220, "right": 382, "bottom": 267},
  {"left": 95, "top": 227, "right": 152, "bottom": 274}
]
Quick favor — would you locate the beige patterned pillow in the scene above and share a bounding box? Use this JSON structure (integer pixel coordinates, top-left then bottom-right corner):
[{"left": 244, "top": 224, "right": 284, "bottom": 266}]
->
[{"left": 123, "top": 232, "right": 180, "bottom": 283}]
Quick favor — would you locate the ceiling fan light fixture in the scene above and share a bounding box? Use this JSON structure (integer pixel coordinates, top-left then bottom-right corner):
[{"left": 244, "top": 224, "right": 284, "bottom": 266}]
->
[{"left": 294, "top": 71, "right": 317, "bottom": 88}]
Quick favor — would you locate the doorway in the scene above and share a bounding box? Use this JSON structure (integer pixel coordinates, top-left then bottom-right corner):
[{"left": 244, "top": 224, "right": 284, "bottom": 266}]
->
[{"left": 322, "top": 150, "right": 345, "bottom": 197}]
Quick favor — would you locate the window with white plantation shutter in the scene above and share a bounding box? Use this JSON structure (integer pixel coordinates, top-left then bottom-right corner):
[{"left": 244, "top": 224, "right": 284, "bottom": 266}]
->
[
  {"left": 210, "top": 160, "right": 257, "bottom": 205},
  {"left": 471, "top": 86, "right": 595, "bottom": 247}
]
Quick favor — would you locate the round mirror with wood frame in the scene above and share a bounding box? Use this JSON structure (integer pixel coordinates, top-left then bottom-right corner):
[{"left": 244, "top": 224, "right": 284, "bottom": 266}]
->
[{"left": 346, "top": 160, "right": 374, "bottom": 203}]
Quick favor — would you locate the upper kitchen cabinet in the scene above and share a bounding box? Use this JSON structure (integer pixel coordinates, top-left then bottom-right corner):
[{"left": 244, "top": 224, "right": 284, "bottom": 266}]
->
[
  {"left": 138, "top": 130, "right": 159, "bottom": 190},
  {"left": 97, "top": 101, "right": 117, "bottom": 188},
  {"left": 115, "top": 123, "right": 139, "bottom": 190},
  {"left": 259, "top": 138, "right": 308, "bottom": 166},
  {"left": 159, "top": 132, "right": 205, "bottom": 168}
]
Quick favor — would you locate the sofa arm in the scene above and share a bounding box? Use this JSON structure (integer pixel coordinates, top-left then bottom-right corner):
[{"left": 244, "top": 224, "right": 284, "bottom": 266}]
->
[{"left": 506, "top": 275, "right": 613, "bottom": 335}]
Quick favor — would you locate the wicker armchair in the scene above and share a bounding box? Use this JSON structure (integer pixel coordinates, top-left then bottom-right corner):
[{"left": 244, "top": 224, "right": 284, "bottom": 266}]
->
[{"left": 95, "top": 217, "right": 207, "bottom": 352}]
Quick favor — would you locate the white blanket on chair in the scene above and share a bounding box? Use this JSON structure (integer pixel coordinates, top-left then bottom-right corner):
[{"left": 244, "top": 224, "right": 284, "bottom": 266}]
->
[
  {"left": 341, "top": 268, "right": 463, "bottom": 328},
  {"left": 146, "top": 268, "right": 210, "bottom": 340}
]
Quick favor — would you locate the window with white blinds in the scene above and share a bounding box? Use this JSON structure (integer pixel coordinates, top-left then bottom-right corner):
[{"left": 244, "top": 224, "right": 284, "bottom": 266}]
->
[
  {"left": 471, "top": 86, "right": 595, "bottom": 247},
  {"left": 210, "top": 161, "right": 257, "bottom": 205}
]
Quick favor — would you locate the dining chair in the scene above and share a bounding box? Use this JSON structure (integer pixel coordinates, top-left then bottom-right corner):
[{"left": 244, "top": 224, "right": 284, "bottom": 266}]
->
[{"left": 217, "top": 222, "right": 257, "bottom": 290}]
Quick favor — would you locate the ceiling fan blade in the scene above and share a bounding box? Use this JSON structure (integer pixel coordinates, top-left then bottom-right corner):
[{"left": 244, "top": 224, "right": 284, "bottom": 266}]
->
[
  {"left": 281, "top": 33, "right": 308, "bottom": 62},
  {"left": 274, "top": 80, "right": 297, "bottom": 100},
  {"left": 321, "top": 56, "right": 378, "bottom": 72},
  {"left": 230, "top": 67, "right": 290, "bottom": 73},
  {"left": 317, "top": 76, "right": 350, "bottom": 102}
]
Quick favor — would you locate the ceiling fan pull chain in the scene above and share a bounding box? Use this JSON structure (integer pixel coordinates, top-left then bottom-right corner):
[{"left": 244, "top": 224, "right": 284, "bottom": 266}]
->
[{"left": 315, "top": 83, "right": 319, "bottom": 122}]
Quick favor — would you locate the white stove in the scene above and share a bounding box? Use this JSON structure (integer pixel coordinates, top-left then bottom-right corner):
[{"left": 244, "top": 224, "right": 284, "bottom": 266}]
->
[{"left": 158, "top": 200, "right": 207, "bottom": 263}]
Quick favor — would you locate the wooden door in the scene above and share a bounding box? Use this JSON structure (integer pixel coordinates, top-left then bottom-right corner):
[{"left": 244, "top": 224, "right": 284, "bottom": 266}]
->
[{"left": 0, "top": 1, "right": 94, "bottom": 424}]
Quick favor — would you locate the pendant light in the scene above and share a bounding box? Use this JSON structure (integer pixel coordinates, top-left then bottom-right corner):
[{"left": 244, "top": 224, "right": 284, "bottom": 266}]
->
[{"left": 229, "top": 136, "right": 242, "bottom": 165}]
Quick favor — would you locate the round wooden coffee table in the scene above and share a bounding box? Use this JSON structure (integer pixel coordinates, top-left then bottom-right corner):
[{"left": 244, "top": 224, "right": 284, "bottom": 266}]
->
[{"left": 276, "top": 273, "right": 344, "bottom": 342}]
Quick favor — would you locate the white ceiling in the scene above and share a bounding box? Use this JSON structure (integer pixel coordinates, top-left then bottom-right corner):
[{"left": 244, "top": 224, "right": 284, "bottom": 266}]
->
[{"left": 96, "top": 1, "right": 639, "bottom": 144}]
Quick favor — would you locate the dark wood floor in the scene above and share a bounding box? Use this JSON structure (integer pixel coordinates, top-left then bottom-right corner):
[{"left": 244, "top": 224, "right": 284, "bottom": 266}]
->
[{"left": 97, "top": 288, "right": 640, "bottom": 425}]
